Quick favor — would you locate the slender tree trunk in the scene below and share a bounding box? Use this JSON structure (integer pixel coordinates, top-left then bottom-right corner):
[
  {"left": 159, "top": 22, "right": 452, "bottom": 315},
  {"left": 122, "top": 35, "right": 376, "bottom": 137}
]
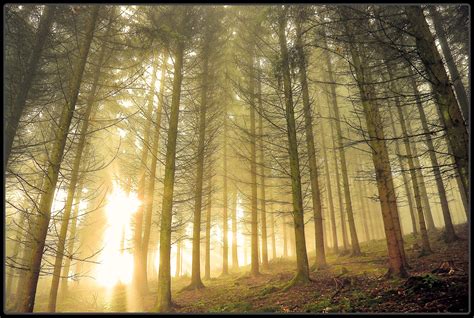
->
[
  {"left": 295, "top": 14, "right": 326, "bottom": 268},
  {"left": 247, "top": 39, "right": 260, "bottom": 278},
  {"left": 5, "top": 6, "right": 56, "bottom": 168},
  {"left": 222, "top": 103, "right": 229, "bottom": 277},
  {"left": 270, "top": 213, "right": 277, "bottom": 261},
  {"left": 390, "top": 88, "right": 432, "bottom": 255},
  {"left": 231, "top": 191, "right": 239, "bottom": 270},
  {"left": 317, "top": 99, "right": 339, "bottom": 254},
  {"left": 405, "top": 6, "right": 469, "bottom": 208},
  {"left": 381, "top": 65, "right": 418, "bottom": 236},
  {"left": 15, "top": 170, "right": 50, "bottom": 311},
  {"left": 405, "top": 120, "right": 436, "bottom": 232},
  {"left": 204, "top": 182, "right": 212, "bottom": 280},
  {"left": 176, "top": 239, "right": 181, "bottom": 278},
  {"left": 361, "top": 181, "right": 376, "bottom": 241},
  {"left": 330, "top": 110, "right": 349, "bottom": 252},
  {"left": 48, "top": 21, "right": 109, "bottom": 311},
  {"left": 141, "top": 51, "right": 168, "bottom": 293},
  {"left": 322, "top": 30, "right": 360, "bottom": 256},
  {"left": 407, "top": 67, "right": 458, "bottom": 241},
  {"left": 16, "top": 8, "right": 99, "bottom": 312},
  {"left": 428, "top": 6, "right": 469, "bottom": 124},
  {"left": 133, "top": 57, "right": 158, "bottom": 299},
  {"left": 156, "top": 19, "right": 186, "bottom": 310},
  {"left": 187, "top": 35, "right": 211, "bottom": 289},
  {"left": 387, "top": 103, "right": 418, "bottom": 236},
  {"left": 59, "top": 179, "right": 84, "bottom": 300},
  {"left": 256, "top": 66, "right": 269, "bottom": 270},
  {"left": 344, "top": 21, "right": 408, "bottom": 276},
  {"left": 354, "top": 169, "right": 370, "bottom": 242},
  {"left": 358, "top": 179, "right": 371, "bottom": 242},
  {"left": 277, "top": 8, "right": 310, "bottom": 284}
]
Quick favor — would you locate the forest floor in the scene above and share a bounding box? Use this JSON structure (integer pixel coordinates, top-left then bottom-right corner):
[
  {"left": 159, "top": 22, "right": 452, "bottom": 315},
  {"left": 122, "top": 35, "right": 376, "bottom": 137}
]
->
[{"left": 34, "top": 223, "right": 469, "bottom": 313}]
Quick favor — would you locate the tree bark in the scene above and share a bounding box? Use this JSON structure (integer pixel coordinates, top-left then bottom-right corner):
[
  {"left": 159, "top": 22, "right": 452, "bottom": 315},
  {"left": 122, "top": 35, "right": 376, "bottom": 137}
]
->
[
  {"left": 247, "top": 37, "right": 260, "bottom": 278},
  {"left": 133, "top": 56, "right": 158, "bottom": 298},
  {"left": 322, "top": 32, "right": 357, "bottom": 255},
  {"left": 222, "top": 100, "right": 230, "bottom": 277},
  {"left": 341, "top": 8, "right": 408, "bottom": 276},
  {"left": 277, "top": 8, "right": 310, "bottom": 284},
  {"left": 187, "top": 28, "right": 211, "bottom": 289},
  {"left": 59, "top": 178, "right": 84, "bottom": 300},
  {"left": 204, "top": 181, "right": 212, "bottom": 280},
  {"left": 256, "top": 64, "right": 269, "bottom": 270},
  {"left": 295, "top": 13, "right": 326, "bottom": 268},
  {"left": 16, "top": 7, "right": 99, "bottom": 312},
  {"left": 318, "top": 100, "right": 339, "bottom": 253},
  {"left": 387, "top": 100, "right": 418, "bottom": 236},
  {"left": 156, "top": 15, "right": 186, "bottom": 310},
  {"left": 141, "top": 50, "right": 168, "bottom": 294}
]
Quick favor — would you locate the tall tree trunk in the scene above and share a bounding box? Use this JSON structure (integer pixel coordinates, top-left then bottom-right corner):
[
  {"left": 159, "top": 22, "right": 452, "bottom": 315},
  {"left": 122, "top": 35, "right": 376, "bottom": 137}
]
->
[
  {"left": 389, "top": 83, "right": 432, "bottom": 255},
  {"left": 48, "top": 21, "right": 109, "bottom": 311},
  {"left": 59, "top": 178, "right": 84, "bottom": 300},
  {"left": 155, "top": 17, "right": 186, "bottom": 310},
  {"left": 176, "top": 239, "right": 181, "bottom": 278},
  {"left": 295, "top": 13, "right": 326, "bottom": 268},
  {"left": 277, "top": 8, "right": 310, "bottom": 284},
  {"left": 354, "top": 165, "right": 370, "bottom": 242},
  {"left": 222, "top": 103, "right": 229, "bottom": 277},
  {"left": 269, "top": 193, "right": 277, "bottom": 260},
  {"left": 322, "top": 33, "right": 358, "bottom": 255},
  {"left": 317, "top": 99, "right": 339, "bottom": 254},
  {"left": 231, "top": 191, "right": 239, "bottom": 270},
  {"left": 187, "top": 30, "right": 211, "bottom": 289},
  {"left": 256, "top": 65, "right": 269, "bottom": 270},
  {"left": 330, "top": 109, "right": 349, "bottom": 252},
  {"left": 428, "top": 6, "right": 469, "bottom": 124},
  {"left": 247, "top": 39, "right": 260, "bottom": 278},
  {"left": 5, "top": 6, "right": 56, "bottom": 168},
  {"left": 387, "top": 101, "right": 418, "bottom": 236},
  {"left": 133, "top": 57, "right": 158, "bottom": 298},
  {"left": 14, "top": 170, "right": 49, "bottom": 311},
  {"left": 405, "top": 6, "right": 469, "bottom": 209},
  {"left": 361, "top": 180, "right": 376, "bottom": 241},
  {"left": 405, "top": 119, "right": 436, "bottom": 232},
  {"left": 16, "top": 8, "right": 99, "bottom": 312},
  {"left": 141, "top": 50, "right": 168, "bottom": 295},
  {"left": 204, "top": 181, "right": 212, "bottom": 280},
  {"left": 342, "top": 15, "right": 408, "bottom": 276},
  {"left": 407, "top": 66, "right": 458, "bottom": 241}
]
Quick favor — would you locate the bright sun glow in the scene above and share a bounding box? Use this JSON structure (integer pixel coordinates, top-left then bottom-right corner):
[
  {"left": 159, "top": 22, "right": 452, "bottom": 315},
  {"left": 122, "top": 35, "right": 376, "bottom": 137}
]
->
[{"left": 95, "top": 181, "right": 141, "bottom": 288}]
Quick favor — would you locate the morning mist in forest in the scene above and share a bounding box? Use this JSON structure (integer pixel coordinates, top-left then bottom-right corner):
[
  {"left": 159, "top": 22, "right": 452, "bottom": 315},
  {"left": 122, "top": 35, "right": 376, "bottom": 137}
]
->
[{"left": 4, "top": 4, "right": 469, "bottom": 313}]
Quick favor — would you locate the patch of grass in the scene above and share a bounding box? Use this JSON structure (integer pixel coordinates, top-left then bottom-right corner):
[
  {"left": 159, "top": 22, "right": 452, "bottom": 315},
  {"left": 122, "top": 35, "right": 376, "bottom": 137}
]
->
[
  {"left": 255, "top": 305, "right": 280, "bottom": 312},
  {"left": 209, "top": 301, "right": 253, "bottom": 312},
  {"left": 304, "top": 297, "right": 332, "bottom": 313}
]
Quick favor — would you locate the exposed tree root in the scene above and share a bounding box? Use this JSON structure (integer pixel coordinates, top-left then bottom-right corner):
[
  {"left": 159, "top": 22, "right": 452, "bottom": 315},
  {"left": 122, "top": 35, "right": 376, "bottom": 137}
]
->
[
  {"left": 181, "top": 281, "right": 205, "bottom": 292},
  {"left": 282, "top": 272, "right": 312, "bottom": 292}
]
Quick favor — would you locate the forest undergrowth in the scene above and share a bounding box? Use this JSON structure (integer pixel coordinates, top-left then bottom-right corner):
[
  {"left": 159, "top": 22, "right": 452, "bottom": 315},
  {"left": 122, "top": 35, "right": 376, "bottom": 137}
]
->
[{"left": 33, "top": 223, "right": 468, "bottom": 313}]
